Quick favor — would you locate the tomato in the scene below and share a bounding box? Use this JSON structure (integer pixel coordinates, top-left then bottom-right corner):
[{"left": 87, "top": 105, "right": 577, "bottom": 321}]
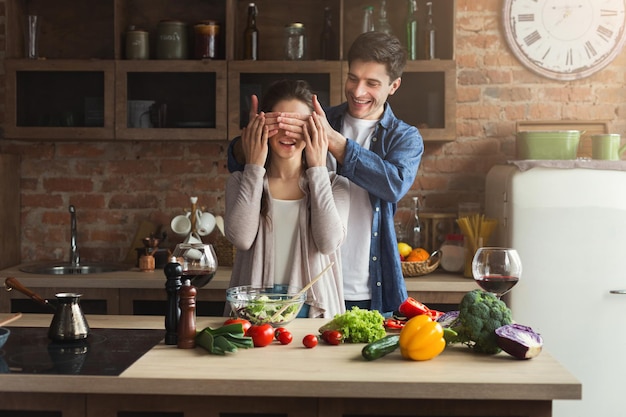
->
[
  {"left": 321, "top": 330, "right": 343, "bottom": 345},
  {"left": 274, "top": 327, "right": 288, "bottom": 340},
  {"left": 277, "top": 330, "right": 293, "bottom": 345},
  {"left": 247, "top": 324, "right": 274, "bottom": 347},
  {"left": 223, "top": 318, "right": 252, "bottom": 335},
  {"left": 302, "top": 334, "right": 318, "bottom": 348}
]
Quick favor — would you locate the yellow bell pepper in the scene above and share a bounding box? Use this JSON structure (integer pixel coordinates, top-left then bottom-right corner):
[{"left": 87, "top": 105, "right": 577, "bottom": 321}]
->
[{"left": 399, "top": 314, "right": 446, "bottom": 361}]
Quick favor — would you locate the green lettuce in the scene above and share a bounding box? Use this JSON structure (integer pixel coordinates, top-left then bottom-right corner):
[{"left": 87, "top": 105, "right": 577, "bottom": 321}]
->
[{"left": 318, "top": 307, "right": 386, "bottom": 343}]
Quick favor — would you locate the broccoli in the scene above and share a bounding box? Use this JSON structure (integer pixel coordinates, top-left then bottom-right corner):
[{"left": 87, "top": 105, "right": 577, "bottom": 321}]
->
[{"left": 447, "top": 289, "right": 513, "bottom": 354}]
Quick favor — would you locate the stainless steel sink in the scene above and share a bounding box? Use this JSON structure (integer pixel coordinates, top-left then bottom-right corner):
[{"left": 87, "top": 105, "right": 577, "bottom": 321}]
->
[{"left": 19, "top": 263, "right": 128, "bottom": 275}]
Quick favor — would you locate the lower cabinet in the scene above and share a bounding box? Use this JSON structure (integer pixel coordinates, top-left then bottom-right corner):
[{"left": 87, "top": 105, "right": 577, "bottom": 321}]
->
[
  {"left": 2, "top": 288, "right": 119, "bottom": 315},
  {"left": 0, "top": 393, "right": 551, "bottom": 417},
  {"left": 0, "top": 393, "right": 85, "bottom": 417},
  {"left": 118, "top": 289, "right": 225, "bottom": 316}
]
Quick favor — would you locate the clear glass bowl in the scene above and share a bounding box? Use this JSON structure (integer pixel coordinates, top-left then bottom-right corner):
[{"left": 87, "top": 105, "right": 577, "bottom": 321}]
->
[
  {"left": 0, "top": 327, "right": 10, "bottom": 349},
  {"left": 226, "top": 285, "right": 305, "bottom": 327}
]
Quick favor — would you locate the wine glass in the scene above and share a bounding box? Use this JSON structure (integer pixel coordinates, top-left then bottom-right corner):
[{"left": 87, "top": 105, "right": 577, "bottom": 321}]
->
[
  {"left": 471, "top": 247, "right": 522, "bottom": 298},
  {"left": 172, "top": 243, "right": 218, "bottom": 288}
]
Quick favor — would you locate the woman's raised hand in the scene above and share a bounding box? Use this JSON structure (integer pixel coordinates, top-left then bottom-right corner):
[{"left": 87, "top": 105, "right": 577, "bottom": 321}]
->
[
  {"left": 303, "top": 112, "right": 328, "bottom": 168},
  {"left": 241, "top": 112, "right": 269, "bottom": 167}
]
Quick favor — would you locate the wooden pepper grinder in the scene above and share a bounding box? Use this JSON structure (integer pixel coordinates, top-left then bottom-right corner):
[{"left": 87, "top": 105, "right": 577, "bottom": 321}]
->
[
  {"left": 164, "top": 256, "right": 183, "bottom": 345},
  {"left": 177, "top": 279, "right": 197, "bottom": 349}
]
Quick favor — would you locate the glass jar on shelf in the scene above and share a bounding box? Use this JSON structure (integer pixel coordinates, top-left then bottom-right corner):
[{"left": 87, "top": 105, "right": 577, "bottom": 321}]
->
[
  {"left": 439, "top": 234, "right": 464, "bottom": 273},
  {"left": 284, "top": 23, "right": 306, "bottom": 60}
]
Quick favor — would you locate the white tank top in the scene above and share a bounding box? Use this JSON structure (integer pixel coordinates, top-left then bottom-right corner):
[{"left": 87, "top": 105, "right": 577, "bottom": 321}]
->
[{"left": 271, "top": 198, "right": 301, "bottom": 285}]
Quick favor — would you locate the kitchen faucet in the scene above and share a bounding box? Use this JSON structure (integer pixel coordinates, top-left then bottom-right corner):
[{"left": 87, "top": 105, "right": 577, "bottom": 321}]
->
[{"left": 69, "top": 205, "right": 80, "bottom": 266}]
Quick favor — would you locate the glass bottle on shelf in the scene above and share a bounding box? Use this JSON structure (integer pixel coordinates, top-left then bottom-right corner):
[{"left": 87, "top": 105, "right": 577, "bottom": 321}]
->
[
  {"left": 376, "top": 0, "right": 393, "bottom": 35},
  {"left": 405, "top": 0, "right": 418, "bottom": 60},
  {"left": 424, "top": 1, "right": 436, "bottom": 60},
  {"left": 320, "top": 7, "right": 338, "bottom": 60},
  {"left": 243, "top": 2, "right": 259, "bottom": 60},
  {"left": 408, "top": 196, "right": 422, "bottom": 249},
  {"left": 362, "top": 6, "right": 375, "bottom": 34}
]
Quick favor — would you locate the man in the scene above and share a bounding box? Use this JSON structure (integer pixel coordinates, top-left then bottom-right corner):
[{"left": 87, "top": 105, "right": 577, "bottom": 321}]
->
[{"left": 228, "top": 32, "right": 423, "bottom": 314}]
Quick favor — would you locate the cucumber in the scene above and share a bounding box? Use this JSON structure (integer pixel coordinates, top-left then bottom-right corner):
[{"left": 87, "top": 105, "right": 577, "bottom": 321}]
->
[{"left": 361, "top": 334, "right": 401, "bottom": 361}]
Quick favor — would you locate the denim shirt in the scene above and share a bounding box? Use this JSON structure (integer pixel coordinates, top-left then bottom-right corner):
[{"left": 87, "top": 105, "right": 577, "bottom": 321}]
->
[
  {"left": 227, "top": 102, "right": 424, "bottom": 313},
  {"left": 325, "top": 102, "right": 423, "bottom": 313}
]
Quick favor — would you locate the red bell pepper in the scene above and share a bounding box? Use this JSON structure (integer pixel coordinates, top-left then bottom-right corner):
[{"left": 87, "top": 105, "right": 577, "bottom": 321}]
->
[
  {"left": 384, "top": 318, "right": 406, "bottom": 329},
  {"left": 398, "top": 297, "right": 444, "bottom": 320},
  {"left": 426, "top": 309, "right": 444, "bottom": 320},
  {"left": 398, "top": 297, "right": 430, "bottom": 318}
]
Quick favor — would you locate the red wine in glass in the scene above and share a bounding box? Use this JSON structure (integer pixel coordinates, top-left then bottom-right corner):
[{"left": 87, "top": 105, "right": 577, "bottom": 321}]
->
[
  {"left": 475, "top": 275, "right": 519, "bottom": 296},
  {"left": 182, "top": 269, "right": 216, "bottom": 288}
]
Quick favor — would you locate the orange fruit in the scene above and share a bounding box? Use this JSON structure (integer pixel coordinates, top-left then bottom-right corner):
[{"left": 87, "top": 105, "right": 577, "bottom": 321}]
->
[
  {"left": 397, "top": 242, "right": 413, "bottom": 258},
  {"left": 406, "top": 248, "right": 429, "bottom": 262}
]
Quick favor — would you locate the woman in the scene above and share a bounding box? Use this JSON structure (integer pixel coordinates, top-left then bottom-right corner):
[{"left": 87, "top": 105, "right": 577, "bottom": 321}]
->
[{"left": 225, "top": 79, "right": 349, "bottom": 318}]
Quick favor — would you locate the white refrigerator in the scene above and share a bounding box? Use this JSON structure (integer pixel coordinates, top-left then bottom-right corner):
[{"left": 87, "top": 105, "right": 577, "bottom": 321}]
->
[{"left": 485, "top": 164, "right": 626, "bottom": 417}]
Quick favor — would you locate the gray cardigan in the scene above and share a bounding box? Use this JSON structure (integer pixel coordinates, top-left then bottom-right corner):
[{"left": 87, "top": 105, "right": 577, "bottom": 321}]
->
[{"left": 225, "top": 164, "right": 350, "bottom": 318}]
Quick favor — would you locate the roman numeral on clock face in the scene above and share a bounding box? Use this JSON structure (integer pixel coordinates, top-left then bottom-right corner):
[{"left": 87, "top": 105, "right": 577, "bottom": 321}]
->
[
  {"left": 585, "top": 41, "right": 598, "bottom": 58},
  {"left": 601, "top": 9, "right": 619, "bottom": 16},
  {"left": 566, "top": 48, "right": 573, "bottom": 66},
  {"left": 524, "top": 30, "right": 541, "bottom": 46},
  {"left": 597, "top": 25, "right": 614, "bottom": 41}
]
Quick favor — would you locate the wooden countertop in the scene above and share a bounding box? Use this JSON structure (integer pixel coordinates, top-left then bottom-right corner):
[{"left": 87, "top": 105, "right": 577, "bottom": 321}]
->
[
  {"left": 1, "top": 314, "right": 581, "bottom": 402},
  {"left": 0, "top": 264, "right": 478, "bottom": 294}
]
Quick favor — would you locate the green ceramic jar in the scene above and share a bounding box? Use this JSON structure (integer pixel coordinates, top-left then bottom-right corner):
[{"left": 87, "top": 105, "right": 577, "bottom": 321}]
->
[{"left": 156, "top": 20, "right": 188, "bottom": 59}]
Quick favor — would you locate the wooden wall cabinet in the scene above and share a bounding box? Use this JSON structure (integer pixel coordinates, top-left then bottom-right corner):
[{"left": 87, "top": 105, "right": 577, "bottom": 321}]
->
[
  {"left": 3, "top": 0, "right": 456, "bottom": 142},
  {"left": 227, "top": 60, "right": 344, "bottom": 138}
]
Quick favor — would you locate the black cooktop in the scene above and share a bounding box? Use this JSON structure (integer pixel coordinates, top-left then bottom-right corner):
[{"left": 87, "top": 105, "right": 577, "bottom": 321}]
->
[{"left": 0, "top": 327, "right": 165, "bottom": 376}]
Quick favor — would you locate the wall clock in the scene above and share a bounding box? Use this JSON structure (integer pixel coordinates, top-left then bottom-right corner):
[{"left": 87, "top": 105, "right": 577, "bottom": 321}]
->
[{"left": 503, "top": 0, "right": 626, "bottom": 81}]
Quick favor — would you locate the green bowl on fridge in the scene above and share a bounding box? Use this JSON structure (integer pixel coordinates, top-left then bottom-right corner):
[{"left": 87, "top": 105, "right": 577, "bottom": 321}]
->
[{"left": 516, "top": 130, "right": 581, "bottom": 160}]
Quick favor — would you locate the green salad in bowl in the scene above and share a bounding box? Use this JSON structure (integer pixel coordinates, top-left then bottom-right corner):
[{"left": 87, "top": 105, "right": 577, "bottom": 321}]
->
[{"left": 226, "top": 285, "right": 305, "bottom": 327}]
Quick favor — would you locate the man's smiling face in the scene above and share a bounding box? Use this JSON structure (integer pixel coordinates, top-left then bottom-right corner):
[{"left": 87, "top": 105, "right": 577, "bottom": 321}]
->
[{"left": 345, "top": 59, "right": 401, "bottom": 121}]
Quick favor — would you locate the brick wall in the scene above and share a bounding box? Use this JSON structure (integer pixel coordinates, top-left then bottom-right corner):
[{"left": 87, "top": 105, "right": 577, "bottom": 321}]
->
[{"left": 1, "top": 0, "right": 625, "bottom": 263}]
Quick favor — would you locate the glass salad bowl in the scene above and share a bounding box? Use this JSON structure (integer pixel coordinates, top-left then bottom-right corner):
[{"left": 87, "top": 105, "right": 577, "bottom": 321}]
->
[{"left": 225, "top": 285, "right": 305, "bottom": 327}]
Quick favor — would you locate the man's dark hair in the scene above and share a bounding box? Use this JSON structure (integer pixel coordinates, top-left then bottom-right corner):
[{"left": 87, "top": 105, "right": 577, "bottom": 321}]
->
[{"left": 347, "top": 31, "right": 407, "bottom": 82}]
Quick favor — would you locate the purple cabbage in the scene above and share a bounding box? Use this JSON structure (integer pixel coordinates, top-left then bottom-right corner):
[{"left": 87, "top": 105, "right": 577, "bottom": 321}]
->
[
  {"left": 436, "top": 310, "right": 459, "bottom": 328},
  {"left": 495, "top": 323, "right": 543, "bottom": 359}
]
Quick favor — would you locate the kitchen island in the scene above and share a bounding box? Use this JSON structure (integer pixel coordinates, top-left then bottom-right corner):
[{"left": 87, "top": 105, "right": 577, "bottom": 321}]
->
[
  {"left": 0, "top": 314, "right": 580, "bottom": 417},
  {"left": 0, "top": 264, "right": 478, "bottom": 314}
]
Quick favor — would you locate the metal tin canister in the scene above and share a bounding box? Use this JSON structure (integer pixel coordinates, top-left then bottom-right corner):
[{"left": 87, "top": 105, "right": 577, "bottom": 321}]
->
[
  {"left": 125, "top": 28, "right": 149, "bottom": 60},
  {"left": 156, "top": 20, "right": 188, "bottom": 59},
  {"left": 284, "top": 23, "right": 305, "bottom": 60},
  {"left": 194, "top": 20, "right": 220, "bottom": 59}
]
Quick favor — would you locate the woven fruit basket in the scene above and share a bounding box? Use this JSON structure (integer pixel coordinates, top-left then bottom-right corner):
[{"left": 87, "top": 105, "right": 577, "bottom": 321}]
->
[{"left": 401, "top": 250, "right": 441, "bottom": 277}]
